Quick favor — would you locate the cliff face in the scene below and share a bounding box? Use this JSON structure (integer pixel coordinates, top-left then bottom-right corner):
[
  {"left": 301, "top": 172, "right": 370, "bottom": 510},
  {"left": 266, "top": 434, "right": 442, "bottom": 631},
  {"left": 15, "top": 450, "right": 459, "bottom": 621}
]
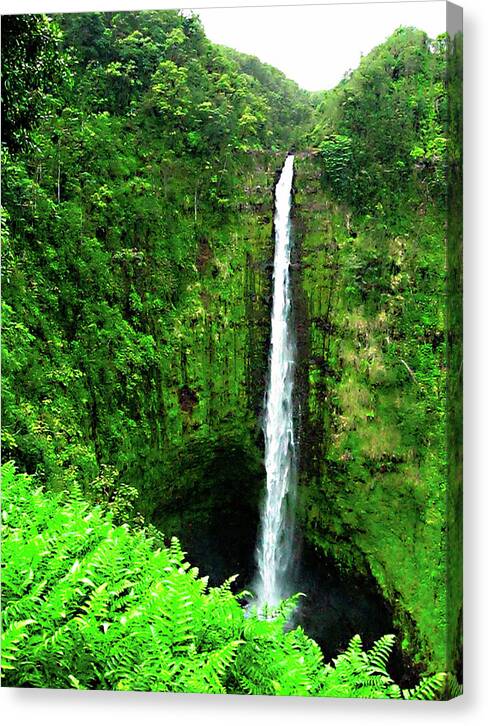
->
[
  {"left": 4, "top": 136, "right": 456, "bottom": 672},
  {"left": 149, "top": 152, "right": 285, "bottom": 583},
  {"left": 292, "top": 153, "right": 451, "bottom": 674},
  {"left": 2, "top": 144, "right": 284, "bottom": 585}
]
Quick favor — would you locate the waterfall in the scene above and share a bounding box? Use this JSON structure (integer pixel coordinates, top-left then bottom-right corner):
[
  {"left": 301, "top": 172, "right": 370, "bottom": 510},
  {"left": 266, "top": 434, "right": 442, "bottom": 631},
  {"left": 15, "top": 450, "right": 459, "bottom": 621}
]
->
[{"left": 255, "top": 154, "right": 297, "bottom": 610}]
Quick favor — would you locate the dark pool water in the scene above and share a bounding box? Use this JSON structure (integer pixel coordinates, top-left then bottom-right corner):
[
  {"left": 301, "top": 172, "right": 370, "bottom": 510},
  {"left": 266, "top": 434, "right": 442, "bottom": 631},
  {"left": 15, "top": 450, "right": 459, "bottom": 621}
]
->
[
  {"left": 178, "top": 519, "right": 418, "bottom": 687},
  {"left": 288, "top": 541, "right": 418, "bottom": 687}
]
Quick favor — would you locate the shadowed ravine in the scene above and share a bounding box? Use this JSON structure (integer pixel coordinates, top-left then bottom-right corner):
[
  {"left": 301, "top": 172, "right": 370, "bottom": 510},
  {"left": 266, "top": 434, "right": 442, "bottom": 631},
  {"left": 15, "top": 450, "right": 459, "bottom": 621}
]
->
[
  {"left": 2, "top": 10, "right": 462, "bottom": 697},
  {"left": 183, "top": 518, "right": 414, "bottom": 685},
  {"left": 170, "top": 155, "right": 416, "bottom": 686}
]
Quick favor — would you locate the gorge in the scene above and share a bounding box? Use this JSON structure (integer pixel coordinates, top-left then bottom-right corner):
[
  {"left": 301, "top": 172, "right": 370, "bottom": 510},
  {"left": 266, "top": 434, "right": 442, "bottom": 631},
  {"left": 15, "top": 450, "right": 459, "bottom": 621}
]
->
[{"left": 2, "top": 10, "right": 462, "bottom": 695}]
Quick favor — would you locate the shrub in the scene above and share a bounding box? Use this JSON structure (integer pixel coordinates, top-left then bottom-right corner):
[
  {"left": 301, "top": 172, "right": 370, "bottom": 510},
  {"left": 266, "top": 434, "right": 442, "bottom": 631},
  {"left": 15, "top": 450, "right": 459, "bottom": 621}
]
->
[{"left": 1, "top": 463, "right": 445, "bottom": 698}]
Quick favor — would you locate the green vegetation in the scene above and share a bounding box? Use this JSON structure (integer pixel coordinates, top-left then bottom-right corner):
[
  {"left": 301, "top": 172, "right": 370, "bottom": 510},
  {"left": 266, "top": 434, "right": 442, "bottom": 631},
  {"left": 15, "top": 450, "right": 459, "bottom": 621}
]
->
[
  {"left": 2, "top": 463, "right": 449, "bottom": 698},
  {"left": 1, "top": 12, "right": 461, "bottom": 697},
  {"left": 2, "top": 10, "right": 301, "bottom": 529},
  {"left": 293, "top": 27, "right": 462, "bottom": 677},
  {"left": 312, "top": 28, "right": 450, "bottom": 209}
]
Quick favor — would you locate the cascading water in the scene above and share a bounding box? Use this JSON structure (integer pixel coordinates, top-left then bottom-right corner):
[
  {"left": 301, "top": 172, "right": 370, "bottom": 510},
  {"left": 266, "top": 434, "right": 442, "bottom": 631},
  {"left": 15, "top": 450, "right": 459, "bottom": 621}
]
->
[{"left": 255, "top": 154, "right": 297, "bottom": 610}]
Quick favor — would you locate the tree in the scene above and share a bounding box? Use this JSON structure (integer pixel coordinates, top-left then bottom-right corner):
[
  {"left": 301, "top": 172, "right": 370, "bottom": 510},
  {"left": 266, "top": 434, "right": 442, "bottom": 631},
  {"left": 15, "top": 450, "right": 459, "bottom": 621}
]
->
[{"left": 1, "top": 14, "right": 67, "bottom": 150}]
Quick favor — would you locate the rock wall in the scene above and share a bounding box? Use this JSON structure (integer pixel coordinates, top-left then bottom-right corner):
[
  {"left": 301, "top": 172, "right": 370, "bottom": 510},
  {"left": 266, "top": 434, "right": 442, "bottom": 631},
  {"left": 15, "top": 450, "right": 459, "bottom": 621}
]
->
[
  {"left": 149, "top": 152, "right": 285, "bottom": 583},
  {"left": 292, "top": 152, "right": 453, "bottom": 675}
]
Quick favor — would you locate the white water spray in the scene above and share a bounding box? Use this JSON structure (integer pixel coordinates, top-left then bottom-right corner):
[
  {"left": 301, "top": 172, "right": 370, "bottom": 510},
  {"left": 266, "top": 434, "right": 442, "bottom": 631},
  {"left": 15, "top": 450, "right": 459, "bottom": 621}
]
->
[{"left": 255, "top": 154, "right": 297, "bottom": 609}]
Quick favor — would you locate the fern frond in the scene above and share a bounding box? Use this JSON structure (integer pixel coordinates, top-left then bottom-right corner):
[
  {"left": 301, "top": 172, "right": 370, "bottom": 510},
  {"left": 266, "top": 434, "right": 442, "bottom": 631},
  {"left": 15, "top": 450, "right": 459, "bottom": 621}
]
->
[
  {"left": 367, "top": 634, "right": 395, "bottom": 674},
  {"left": 403, "top": 672, "right": 446, "bottom": 700},
  {"left": 1, "top": 619, "right": 35, "bottom": 672}
]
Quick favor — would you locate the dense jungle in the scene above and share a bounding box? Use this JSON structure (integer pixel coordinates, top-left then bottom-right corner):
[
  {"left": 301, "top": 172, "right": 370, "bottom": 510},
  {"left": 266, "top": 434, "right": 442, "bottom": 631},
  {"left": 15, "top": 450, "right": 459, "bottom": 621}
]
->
[{"left": 1, "top": 10, "right": 462, "bottom": 699}]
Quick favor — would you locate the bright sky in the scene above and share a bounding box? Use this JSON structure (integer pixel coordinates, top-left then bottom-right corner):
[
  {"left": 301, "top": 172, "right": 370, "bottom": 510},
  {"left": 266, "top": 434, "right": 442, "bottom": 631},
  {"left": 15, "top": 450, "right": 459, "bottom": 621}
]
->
[
  {"left": 194, "top": 1, "right": 446, "bottom": 91},
  {"left": 8, "top": 1, "right": 446, "bottom": 92}
]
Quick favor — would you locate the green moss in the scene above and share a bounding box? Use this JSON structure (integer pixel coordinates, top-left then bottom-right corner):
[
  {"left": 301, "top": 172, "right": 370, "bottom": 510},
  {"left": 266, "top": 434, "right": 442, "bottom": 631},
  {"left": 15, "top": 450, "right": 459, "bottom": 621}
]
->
[{"left": 293, "top": 153, "right": 451, "bottom": 675}]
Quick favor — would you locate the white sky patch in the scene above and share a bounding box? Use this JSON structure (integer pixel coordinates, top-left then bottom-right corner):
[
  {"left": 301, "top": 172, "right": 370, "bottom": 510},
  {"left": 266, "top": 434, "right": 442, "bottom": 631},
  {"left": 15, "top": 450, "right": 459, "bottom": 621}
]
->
[{"left": 194, "top": 2, "right": 446, "bottom": 91}]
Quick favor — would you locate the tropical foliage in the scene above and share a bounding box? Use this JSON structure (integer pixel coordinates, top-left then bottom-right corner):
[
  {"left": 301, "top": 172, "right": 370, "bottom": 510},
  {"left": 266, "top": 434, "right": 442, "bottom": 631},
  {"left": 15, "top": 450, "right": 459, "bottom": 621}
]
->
[
  {"left": 293, "top": 25, "right": 462, "bottom": 679},
  {"left": 312, "top": 27, "right": 450, "bottom": 207},
  {"left": 2, "top": 464, "right": 446, "bottom": 698},
  {"left": 1, "top": 10, "right": 461, "bottom": 697}
]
